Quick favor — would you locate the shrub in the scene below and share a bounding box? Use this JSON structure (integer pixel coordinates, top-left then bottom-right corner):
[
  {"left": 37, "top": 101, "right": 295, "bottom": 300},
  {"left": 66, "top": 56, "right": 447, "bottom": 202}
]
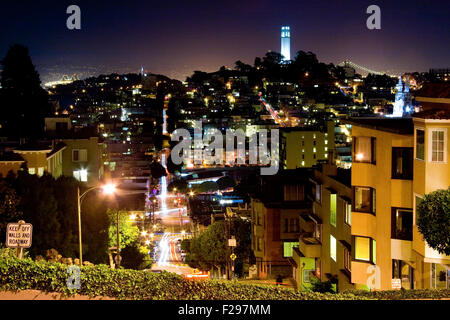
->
[
  {"left": 310, "top": 278, "right": 334, "bottom": 293},
  {"left": 1, "top": 256, "right": 449, "bottom": 300}
]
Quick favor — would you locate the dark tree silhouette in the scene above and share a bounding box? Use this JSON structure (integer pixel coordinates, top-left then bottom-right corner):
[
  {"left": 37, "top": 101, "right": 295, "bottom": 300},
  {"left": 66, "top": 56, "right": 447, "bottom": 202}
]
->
[{"left": 0, "top": 44, "right": 51, "bottom": 140}]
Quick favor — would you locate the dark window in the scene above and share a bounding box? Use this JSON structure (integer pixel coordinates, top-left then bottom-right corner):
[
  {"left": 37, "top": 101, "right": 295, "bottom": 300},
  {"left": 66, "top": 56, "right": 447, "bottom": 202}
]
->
[
  {"left": 73, "top": 150, "right": 79, "bottom": 162},
  {"left": 289, "top": 218, "right": 300, "bottom": 233},
  {"left": 416, "top": 129, "right": 425, "bottom": 160},
  {"left": 391, "top": 208, "right": 413, "bottom": 240},
  {"left": 353, "top": 186, "right": 376, "bottom": 214},
  {"left": 344, "top": 248, "right": 351, "bottom": 272},
  {"left": 392, "top": 148, "right": 413, "bottom": 179},
  {"left": 392, "top": 259, "right": 415, "bottom": 289},
  {"left": 284, "top": 184, "right": 304, "bottom": 201}
]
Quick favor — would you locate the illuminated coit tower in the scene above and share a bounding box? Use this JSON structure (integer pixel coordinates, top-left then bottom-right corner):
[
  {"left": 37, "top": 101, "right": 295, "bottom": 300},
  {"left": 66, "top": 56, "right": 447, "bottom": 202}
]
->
[{"left": 281, "top": 26, "right": 291, "bottom": 61}]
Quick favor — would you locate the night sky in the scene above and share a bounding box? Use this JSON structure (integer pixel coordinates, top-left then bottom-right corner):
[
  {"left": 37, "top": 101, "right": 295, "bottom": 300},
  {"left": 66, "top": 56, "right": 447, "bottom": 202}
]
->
[{"left": 0, "top": 0, "right": 449, "bottom": 82}]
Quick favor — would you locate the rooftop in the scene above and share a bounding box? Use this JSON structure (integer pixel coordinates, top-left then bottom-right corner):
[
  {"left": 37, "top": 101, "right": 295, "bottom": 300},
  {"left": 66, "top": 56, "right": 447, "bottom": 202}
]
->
[
  {"left": 0, "top": 152, "right": 24, "bottom": 162},
  {"left": 413, "top": 107, "right": 450, "bottom": 120},
  {"left": 343, "top": 117, "right": 414, "bottom": 135},
  {"left": 415, "top": 83, "right": 450, "bottom": 99}
]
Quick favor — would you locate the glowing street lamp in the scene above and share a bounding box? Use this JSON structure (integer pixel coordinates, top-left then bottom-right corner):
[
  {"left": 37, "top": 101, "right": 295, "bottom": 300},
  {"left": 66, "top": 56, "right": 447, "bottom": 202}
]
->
[
  {"left": 102, "top": 183, "right": 116, "bottom": 195},
  {"left": 141, "top": 230, "right": 148, "bottom": 237},
  {"left": 77, "top": 183, "right": 116, "bottom": 266}
]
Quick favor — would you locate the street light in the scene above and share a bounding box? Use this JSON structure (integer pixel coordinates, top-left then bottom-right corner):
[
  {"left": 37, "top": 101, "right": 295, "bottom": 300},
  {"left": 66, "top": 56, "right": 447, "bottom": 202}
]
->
[{"left": 77, "top": 183, "right": 116, "bottom": 266}]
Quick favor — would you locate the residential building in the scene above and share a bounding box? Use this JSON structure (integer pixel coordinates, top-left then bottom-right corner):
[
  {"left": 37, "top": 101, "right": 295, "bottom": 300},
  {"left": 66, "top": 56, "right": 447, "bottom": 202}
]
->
[
  {"left": 280, "top": 121, "right": 335, "bottom": 169},
  {"left": 412, "top": 108, "right": 450, "bottom": 289},
  {"left": 250, "top": 170, "right": 312, "bottom": 280},
  {"left": 347, "top": 115, "right": 450, "bottom": 290},
  {"left": 11, "top": 142, "right": 66, "bottom": 178},
  {"left": 292, "top": 163, "right": 353, "bottom": 292},
  {"left": 59, "top": 137, "right": 105, "bottom": 186}
]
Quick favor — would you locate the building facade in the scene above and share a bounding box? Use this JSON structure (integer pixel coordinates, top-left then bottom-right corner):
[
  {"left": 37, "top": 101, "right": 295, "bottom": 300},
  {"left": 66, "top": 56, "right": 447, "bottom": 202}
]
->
[
  {"left": 280, "top": 121, "right": 335, "bottom": 169},
  {"left": 292, "top": 163, "right": 353, "bottom": 292},
  {"left": 348, "top": 116, "right": 450, "bottom": 290}
]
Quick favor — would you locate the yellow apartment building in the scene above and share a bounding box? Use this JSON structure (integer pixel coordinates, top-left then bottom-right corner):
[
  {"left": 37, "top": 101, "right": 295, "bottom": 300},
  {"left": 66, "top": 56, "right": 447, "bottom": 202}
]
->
[
  {"left": 347, "top": 115, "right": 450, "bottom": 290},
  {"left": 292, "top": 163, "right": 354, "bottom": 292},
  {"left": 280, "top": 121, "right": 335, "bottom": 169},
  {"left": 412, "top": 109, "right": 450, "bottom": 289}
]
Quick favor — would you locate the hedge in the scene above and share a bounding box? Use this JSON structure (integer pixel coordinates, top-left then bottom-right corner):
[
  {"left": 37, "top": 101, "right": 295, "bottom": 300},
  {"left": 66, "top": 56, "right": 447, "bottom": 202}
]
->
[
  {"left": 345, "top": 289, "right": 450, "bottom": 300},
  {"left": 1, "top": 256, "right": 449, "bottom": 300},
  {"left": 0, "top": 256, "right": 367, "bottom": 300}
]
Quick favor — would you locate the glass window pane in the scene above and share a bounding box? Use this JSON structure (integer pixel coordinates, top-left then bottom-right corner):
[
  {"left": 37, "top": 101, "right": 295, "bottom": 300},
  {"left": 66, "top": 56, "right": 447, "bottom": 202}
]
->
[
  {"left": 416, "top": 129, "right": 424, "bottom": 160},
  {"left": 355, "top": 237, "right": 370, "bottom": 261},
  {"left": 330, "top": 194, "right": 337, "bottom": 227},
  {"left": 355, "top": 137, "right": 372, "bottom": 162},
  {"left": 355, "top": 187, "right": 371, "bottom": 212},
  {"left": 372, "top": 240, "right": 376, "bottom": 264},
  {"left": 330, "top": 235, "right": 336, "bottom": 261}
]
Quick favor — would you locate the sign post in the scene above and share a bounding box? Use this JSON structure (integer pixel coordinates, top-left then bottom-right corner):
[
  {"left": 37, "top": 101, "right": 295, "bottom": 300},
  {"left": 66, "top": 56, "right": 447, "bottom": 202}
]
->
[{"left": 6, "top": 220, "right": 33, "bottom": 259}]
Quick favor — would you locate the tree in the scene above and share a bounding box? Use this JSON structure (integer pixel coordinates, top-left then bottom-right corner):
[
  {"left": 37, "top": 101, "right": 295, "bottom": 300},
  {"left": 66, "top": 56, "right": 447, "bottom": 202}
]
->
[
  {"left": 107, "top": 209, "right": 140, "bottom": 250},
  {"left": 120, "top": 241, "right": 152, "bottom": 270},
  {"left": 168, "top": 179, "right": 189, "bottom": 194},
  {"left": 416, "top": 188, "right": 450, "bottom": 255},
  {"left": 0, "top": 44, "right": 51, "bottom": 140},
  {"left": 193, "top": 181, "right": 219, "bottom": 193},
  {"left": 185, "top": 221, "right": 227, "bottom": 272},
  {"left": 150, "top": 161, "right": 167, "bottom": 180},
  {"left": 217, "top": 176, "right": 236, "bottom": 190},
  {"left": 166, "top": 152, "right": 183, "bottom": 174},
  {"left": 0, "top": 180, "right": 22, "bottom": 241},
  {"left": 184, "top": 218, "right": 252, "bottom": 277}
]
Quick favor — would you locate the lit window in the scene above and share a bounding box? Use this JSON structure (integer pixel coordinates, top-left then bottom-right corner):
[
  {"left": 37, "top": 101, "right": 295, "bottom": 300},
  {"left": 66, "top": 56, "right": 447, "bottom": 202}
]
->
[
  {"left": 73, "top": 169, "right": 88, "bottom": 182},
  {"left": 330, "top": 235, "right": 337, "bottom": 261},
  {"left": 430, "top": 129, "right": 446, "bottom": 162},
  {"left": 28, "top": 168, "right": 36, "bottom": 175},
  {"left": 353, "top": 236, "right": 376, "bottom": 264},
  {"left": 330, "top": 194, "right": 337, "bottom": 227},
  {"left": 283, "top": 242, "right": 299, "bottom": 258},
  {"left": 37, "top": 167, "right": 44, "bottom": 177},
  {"left": 353, "top": 137, "right": 376, "bottom": 163},
  {"left": 354, "top": 186, "right": 376, "bottom": 214}
]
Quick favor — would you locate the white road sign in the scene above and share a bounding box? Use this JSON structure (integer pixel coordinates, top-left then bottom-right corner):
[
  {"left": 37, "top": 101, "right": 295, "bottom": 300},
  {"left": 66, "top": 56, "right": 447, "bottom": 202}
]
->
[{"left": 6, "top": 222, "right": 33, "bottom": 248}]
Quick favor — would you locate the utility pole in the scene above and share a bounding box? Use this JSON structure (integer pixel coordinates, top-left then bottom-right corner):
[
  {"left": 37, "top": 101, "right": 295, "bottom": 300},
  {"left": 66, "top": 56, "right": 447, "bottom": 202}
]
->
[{"left": 77, "top": 187, "right": 83, "bottom": 266}]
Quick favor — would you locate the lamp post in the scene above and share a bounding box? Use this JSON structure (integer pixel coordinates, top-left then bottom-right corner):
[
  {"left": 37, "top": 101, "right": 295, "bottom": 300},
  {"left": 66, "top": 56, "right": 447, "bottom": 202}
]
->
[{"left": 77, "top": 183, "right": 116, "bottom": 266}]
